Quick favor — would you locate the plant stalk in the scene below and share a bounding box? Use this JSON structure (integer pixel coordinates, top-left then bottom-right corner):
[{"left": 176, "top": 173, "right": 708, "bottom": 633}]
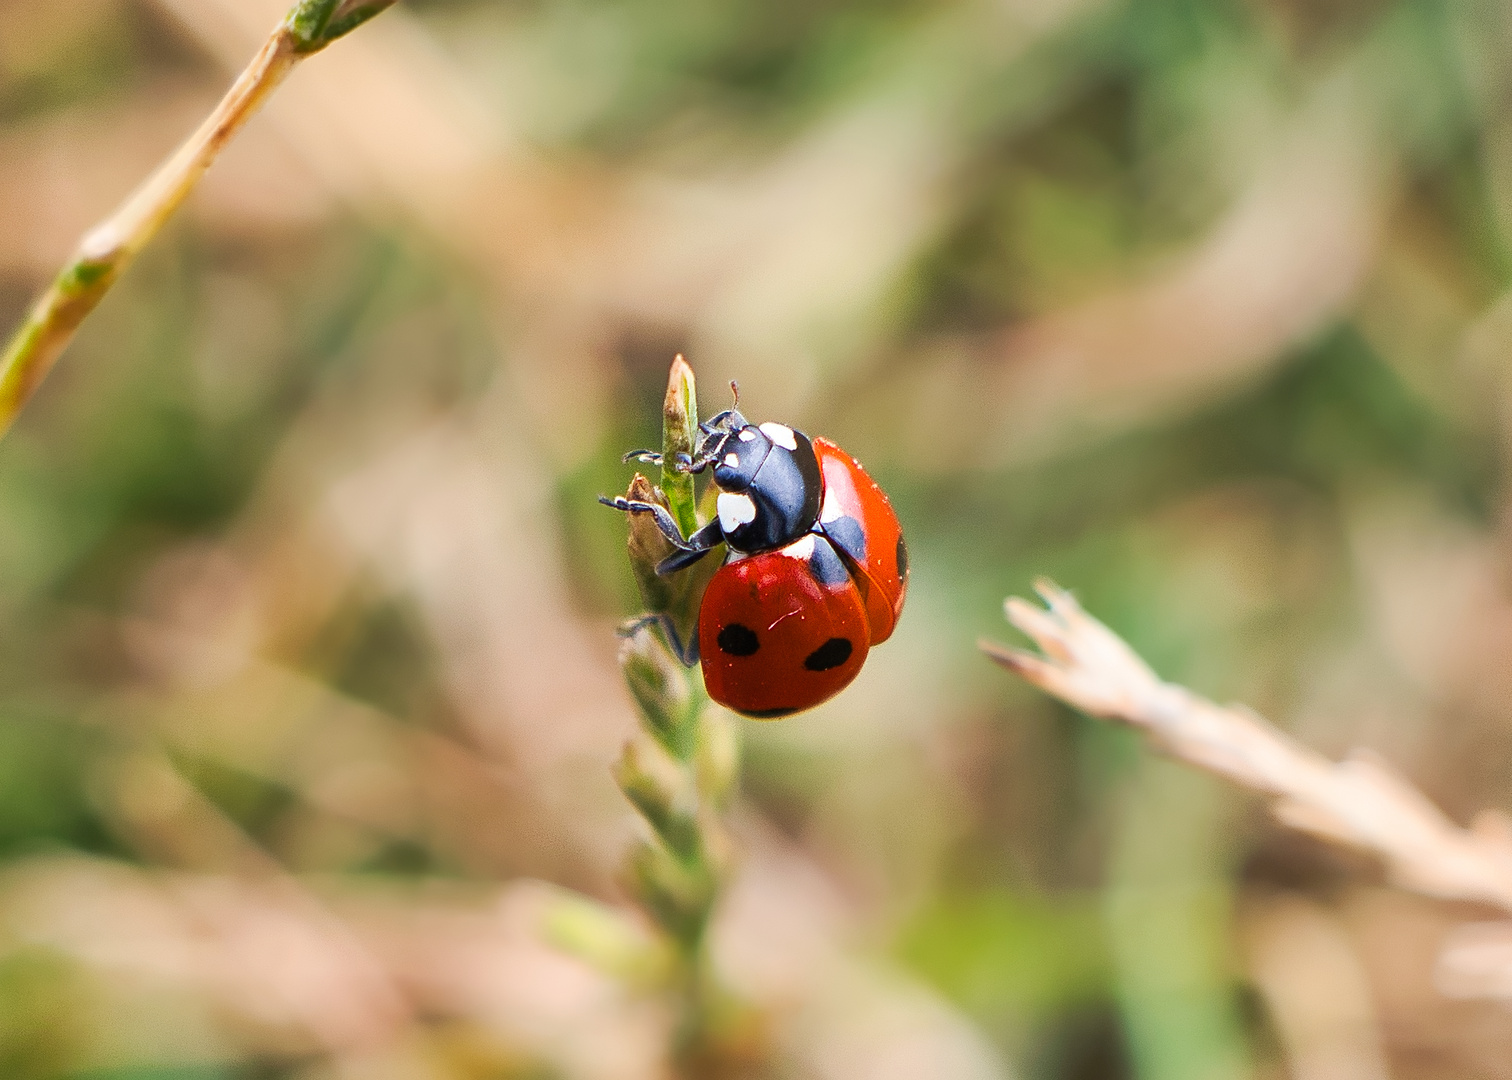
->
[
  {"left": 615, "top": 359, "right": 754, "bottom": 1075},
  {"left": 0, "top": 0, "right": 397, "bottom": 442}
]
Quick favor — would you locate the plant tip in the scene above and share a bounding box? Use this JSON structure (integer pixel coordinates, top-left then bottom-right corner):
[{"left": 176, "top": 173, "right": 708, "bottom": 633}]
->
[{"left": 978, "top": 637, "right": 1028, "bottom": 671}]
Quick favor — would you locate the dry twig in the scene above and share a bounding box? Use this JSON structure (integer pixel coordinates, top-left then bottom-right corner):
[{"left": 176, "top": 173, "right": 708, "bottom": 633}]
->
[
  {"left": 982, "top": 580, "right": 1512, "bottom": 912},
  {"left": 0, "top": 0, "right": 396, "bottom": 441}
]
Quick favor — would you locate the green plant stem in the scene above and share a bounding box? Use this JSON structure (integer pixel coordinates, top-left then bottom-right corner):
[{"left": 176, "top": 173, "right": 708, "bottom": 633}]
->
[
  {"left": 615, "top": 359, "right": 751, "bottom": 1075},
  {"left": 619, "top": 648, "right": 741, "bottom": 1072},
  {"left": 0, "top": 0, "right": 397, "bottom": 443}
]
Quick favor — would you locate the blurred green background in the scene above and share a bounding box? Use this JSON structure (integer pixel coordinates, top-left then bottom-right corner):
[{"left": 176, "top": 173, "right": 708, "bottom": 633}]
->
[{"left": 2, "top": 0, "right": 1512, "bottom": 1076}]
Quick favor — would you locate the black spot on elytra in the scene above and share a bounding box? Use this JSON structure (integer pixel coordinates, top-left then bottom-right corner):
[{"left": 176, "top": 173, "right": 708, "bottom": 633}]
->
[
  {"left": 824, "top": 516, "right": 867, "bottom": 567},
  {"left": 716, "top": 623, "right": 759, "bottom": 656},
  {"left": 804, "top": 637, "right": 853, "bottom": 671},
  {"left": 744, "top": 706, "right": 798, "bottom": 719},
  {"left": 808, "top": 536, "right": 851, "bottom": 587},
  {"left": 896, "top": 535, "right": 909, "bottom": 579}
]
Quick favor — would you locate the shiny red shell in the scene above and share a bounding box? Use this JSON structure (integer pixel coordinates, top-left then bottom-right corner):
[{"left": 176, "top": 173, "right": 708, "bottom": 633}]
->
[
  {"left": 698, "top": 535, "right": 869, "bottom": 718},
  {"left": 812, "top": 438, "right": 908, "bottom": 643},
  {"left": 699, "top": 442, "right": 908, "bottom": 719}
]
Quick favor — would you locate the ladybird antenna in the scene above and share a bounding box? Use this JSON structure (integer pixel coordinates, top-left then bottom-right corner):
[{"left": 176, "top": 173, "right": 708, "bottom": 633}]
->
[{"left": 729, "top": 381, "right": 740, "bottom": 409}]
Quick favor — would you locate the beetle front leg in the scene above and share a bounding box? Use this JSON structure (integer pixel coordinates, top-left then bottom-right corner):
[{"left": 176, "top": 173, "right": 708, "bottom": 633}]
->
[
  {"left": 595, "top": 493, "right": 725, "bottom": 577},
  {"left": 655, "top": 519, "right": 724, "bottom": 575},
  {"left": 599, "top": 496, "right": 693, "bottom": 547},
  {"left": 599, "top": 497, "right": 726, "bottom": 574}
]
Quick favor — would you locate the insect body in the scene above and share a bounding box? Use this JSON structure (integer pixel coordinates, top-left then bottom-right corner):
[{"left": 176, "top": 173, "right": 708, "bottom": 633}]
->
[{"left": 605, "top": 406, "right": 907, "bottom": 718}]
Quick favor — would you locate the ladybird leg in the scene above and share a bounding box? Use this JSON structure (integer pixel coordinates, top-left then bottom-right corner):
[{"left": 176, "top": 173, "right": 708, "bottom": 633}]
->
[
  {"left": 654, "top": 519, "right": 725, "bottom": 575},
  {"left": 699, "top": 408, "right": 744, "bottom": 436},
  {"left": 680, "top": 449, "right": 720, "bottom": 474},
  {"left": 598, "top": 496, "right": 693, "bottom": 547},
  {"left": 599, "top": 496, "right": 726, "bottom": 573},
  {"left": 666, "top": 452, "right": 705, "bottom": 474},
  {"left": 621, "top": 449, "right": 708, "bottom": 474},
  {"left": 700, "top": 410, "right": 734, "bottom": 433},
  {"left": 618, "top": 613, "right": 700, "bottom": 667}
]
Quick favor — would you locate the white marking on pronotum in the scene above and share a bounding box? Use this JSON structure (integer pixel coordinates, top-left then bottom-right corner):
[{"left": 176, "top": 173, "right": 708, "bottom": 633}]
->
[
  {"left": 724, "top": 453, "right": 740, "bottom": 467},
  {"left": 781, "top": 534, "right": 816, "bottom": 560},
  {"left": 738, "top": 429, "right": 758, "bottom": 442},
  {"left": 717, "top": 492, "right": 757, "bottom": 533},
  {"left": 759, "top": 422, "right": 798, "bottom": 451}
]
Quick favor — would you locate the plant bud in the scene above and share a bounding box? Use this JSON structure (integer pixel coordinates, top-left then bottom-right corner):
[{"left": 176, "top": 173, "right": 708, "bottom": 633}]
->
[
  {"left": 662, "top": 355, "right": 699, "bottom": 538},
  {"left": 542, "top": 889, "right": 674, "bottom": 986},
  {"left": 621, "top": 630, "right": 698, "bottom": 759},
  {"left": 614, "top": 738, "right": 702, "bottom": 862},
  {"left": 626, "top": 839, "right": 717, "bottom": 951}
]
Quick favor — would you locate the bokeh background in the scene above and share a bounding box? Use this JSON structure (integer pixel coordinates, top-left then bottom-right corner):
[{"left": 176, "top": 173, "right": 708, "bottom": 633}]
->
[{"left": 2, "top": 0, "right": 1512, "bottom": 1076}]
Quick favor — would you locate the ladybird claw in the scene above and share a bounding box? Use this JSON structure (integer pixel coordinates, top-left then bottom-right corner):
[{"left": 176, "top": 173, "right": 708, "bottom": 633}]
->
[{"left": 618, "top": 613, "right": 699, "bottom": 666}]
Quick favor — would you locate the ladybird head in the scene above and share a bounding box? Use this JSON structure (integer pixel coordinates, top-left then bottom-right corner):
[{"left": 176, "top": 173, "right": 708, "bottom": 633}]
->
[
  {"left": 709, "top": 423, "right": 772, "bottom": 496},
  {"left": 690, "top": 408, "right": 762, "bottom": 490}
]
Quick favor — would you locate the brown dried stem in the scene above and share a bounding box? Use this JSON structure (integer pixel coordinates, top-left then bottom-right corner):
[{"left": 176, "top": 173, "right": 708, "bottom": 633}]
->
[
  {"left": 982, "top": 580, "right": 1512, "bottom": 912},
  {"left": 0, "top": 0, "right": 396, "bottom": 441}
]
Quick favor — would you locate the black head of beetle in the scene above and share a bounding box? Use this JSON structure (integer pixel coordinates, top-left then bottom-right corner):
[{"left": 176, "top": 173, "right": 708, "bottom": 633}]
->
[
  {"left": 602, "top": 400, "right": 827, "bottom": 584},
  {"left": 694, "top": 408, "right": 767, "bottom": 493},
  {"left": 689, "top": 410, "right": 822, "bottom": 555}
]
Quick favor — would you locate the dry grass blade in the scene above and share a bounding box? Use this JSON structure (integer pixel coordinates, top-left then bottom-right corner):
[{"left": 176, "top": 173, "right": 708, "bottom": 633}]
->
[
  {"left": 982, "top": 579, "right": 1512, "bottom": 912},
  {"left": 0, "top": 0, "right": 395, "bottom": 442}
]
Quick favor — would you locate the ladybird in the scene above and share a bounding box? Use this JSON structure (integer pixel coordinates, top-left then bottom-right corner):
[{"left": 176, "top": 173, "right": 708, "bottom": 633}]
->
[{"left": 603, "top": 403, "right": 908, "bottom": 718}]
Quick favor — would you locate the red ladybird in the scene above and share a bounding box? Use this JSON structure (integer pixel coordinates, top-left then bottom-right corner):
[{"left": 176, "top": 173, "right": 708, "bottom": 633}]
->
[{"left": 605, "top": 407, "right": 908, "bottom": 718}]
